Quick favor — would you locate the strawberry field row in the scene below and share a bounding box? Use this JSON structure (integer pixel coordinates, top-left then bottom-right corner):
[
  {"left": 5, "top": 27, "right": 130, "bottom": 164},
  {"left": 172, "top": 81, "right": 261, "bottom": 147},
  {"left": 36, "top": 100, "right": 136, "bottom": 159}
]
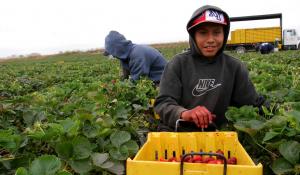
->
[{"left": 0, "top": 47, "right": 299, "bottom": 175}]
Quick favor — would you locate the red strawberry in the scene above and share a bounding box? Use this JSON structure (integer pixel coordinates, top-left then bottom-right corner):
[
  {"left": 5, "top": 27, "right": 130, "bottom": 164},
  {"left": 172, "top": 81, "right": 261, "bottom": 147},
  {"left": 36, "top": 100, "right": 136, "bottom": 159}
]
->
[
  {"left": 168, "top": 157, "right": 177, "bottom": 162},
  {"left": 216, "top": 159, "right": 223, "bottom": 164},
  {"left": 202, "top": 157, "right": 215, "bottom": 163},
  {"left": 159, "top": 157, "right": 167, "bottom": 162},
  {"left": 228, "top": 157, "right": 237, "bottom": 164},
  {"left": 192, "top": 155, "right": 203, "bottom": 163},
  {"left": 181, "top": 156, "right": 192, "bottom": 162},
  {"left": 207, "top": 160, "right": 218, "bottom": 164}
]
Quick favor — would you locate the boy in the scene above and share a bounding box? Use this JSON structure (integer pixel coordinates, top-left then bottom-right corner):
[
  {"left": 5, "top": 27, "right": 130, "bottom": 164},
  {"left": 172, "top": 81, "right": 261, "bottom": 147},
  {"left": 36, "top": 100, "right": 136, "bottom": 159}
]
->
[{"left": 154, "top": 5, "right": 266, "bottom": 131}]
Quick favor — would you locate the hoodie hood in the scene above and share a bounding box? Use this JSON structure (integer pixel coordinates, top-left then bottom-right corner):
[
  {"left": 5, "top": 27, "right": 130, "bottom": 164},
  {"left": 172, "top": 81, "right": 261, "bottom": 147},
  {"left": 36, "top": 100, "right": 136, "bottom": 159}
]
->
[
  {"left": 105, "top": 31, "right": 134, "bottom": 60},
  {"left": 186, "top": 5, "right": 230, "bottom": 59}
]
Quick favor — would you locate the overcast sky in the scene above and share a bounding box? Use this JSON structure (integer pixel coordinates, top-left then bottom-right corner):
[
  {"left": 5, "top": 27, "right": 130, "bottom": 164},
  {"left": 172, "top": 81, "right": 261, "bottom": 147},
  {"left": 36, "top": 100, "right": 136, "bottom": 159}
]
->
[{"left": 0, "top": 0, "right": 299, "bottom": 58}]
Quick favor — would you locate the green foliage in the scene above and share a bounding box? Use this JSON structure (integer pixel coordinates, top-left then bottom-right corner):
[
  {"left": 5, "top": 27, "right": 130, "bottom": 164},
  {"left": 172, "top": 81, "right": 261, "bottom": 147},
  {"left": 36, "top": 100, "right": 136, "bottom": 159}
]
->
[
  {"left": 1, "top": 48, "right": 300, "bottom": 175},
  {"left": 0, "top": 52, "right": 158, "bottom": 174},
  {"left": 226, "top": 105, "right": 300, "bottom": 174},
  {"left": 226, "top": 104, "right": 300, "bottom": 174},
  {"left": 29, "top": 155, "right": 61, "bottom": 175},
  {"left": 224, "top": 51, "right": 300, "bottom": 175}
]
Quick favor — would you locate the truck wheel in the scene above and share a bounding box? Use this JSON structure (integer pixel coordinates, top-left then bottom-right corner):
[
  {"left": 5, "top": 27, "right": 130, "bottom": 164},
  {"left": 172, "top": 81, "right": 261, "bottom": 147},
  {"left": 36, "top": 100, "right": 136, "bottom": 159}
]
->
[
  {"left": 298, "top": 43, "right": 300, "bottom": 50},
  {"left": 235, "top": 46, "right": 246, "bottom": 54}
]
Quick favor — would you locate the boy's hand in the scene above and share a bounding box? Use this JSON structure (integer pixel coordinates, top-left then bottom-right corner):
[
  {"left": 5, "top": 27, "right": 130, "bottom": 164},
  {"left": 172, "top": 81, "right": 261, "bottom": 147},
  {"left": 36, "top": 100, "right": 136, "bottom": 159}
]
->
[{"left": 180, "top": 106, "right": 214, "bottom": 128}]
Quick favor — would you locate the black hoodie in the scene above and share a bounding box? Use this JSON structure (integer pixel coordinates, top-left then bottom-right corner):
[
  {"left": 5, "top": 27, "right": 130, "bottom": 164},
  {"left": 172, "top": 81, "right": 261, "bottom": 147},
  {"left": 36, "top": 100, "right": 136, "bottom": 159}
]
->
[{"left": 154, "top": 5, "right": 261, "bottom": 131}]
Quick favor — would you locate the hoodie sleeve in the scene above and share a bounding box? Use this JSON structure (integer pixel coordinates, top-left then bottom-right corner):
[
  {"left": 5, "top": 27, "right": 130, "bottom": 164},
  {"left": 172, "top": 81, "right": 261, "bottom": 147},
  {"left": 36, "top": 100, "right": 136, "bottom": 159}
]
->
[
  {"left": 231, "top": 62, "right": 261, "bottom": 107},
  {"left": 154, "top": 58, "right": 187, "bottom": 128}
]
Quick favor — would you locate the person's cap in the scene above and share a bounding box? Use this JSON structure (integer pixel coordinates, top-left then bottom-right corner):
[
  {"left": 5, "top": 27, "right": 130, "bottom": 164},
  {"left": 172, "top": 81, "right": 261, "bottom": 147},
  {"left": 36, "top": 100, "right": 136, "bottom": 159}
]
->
[{"left": 188, "top": 9, "right": 227, "bottom": 31}]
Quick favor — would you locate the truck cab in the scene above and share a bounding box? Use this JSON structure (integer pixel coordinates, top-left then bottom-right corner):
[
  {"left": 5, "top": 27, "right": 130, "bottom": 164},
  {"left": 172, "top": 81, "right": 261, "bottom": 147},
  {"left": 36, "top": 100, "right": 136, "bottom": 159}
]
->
[{"left": 283, "top": 29, "right": 300, "bottom": 50}]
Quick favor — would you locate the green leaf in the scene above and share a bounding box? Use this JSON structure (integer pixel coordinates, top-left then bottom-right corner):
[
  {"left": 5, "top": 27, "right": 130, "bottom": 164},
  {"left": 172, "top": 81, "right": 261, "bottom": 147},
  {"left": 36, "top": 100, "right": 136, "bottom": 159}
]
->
[
  {"left": 261, "top": 105, "right": 272, "bottom": 116},
  {"left": 91, "top": 153, "right": 109, "bottom": 167},
  {"left": 72, "top": 136, "right": 92, "bottom": 160},
  {"left": 284, "top": 110, "right": 300, "bottom": 124},
  {"left": 0, "top": 130, "right": 21, "bottom": 151},
  {"left": 109, "top": 147, "right": 129, "bottom": 160},
  {"left": 55, "top": 141, "right": 73, "bottom": 160},
  {"left": 262, "top": 131, "right": 280, "bottom": 143},
  {"left": 110, "top": 131, "right": 131, "bottom": 147},
  {"left": 23, "top": 110, "right": 46, "bottom": 127},
  {"left": 44, "top": 123, "right": 64, "bottom": 140},
  {"left": 271, "top": 158, "right": 294, "bottom": 175},
  {"left": 285, "top": 128, "right": 298, "bottom": 137},
  {"left": 59, "top": 118, "right": 80, "bottom": 137},
  {"left": 100, "top": 160, "right": 114, "bottom": 169},
  {"left": 96, "top": 137, "right": 111, "bottom": 150},
  {"left": 264, "top": 115, "right": 287, "bottom": 129},
  {"left": 87, "top": 91, "right": 106, "bottom": 104},
  {"left": 106, "top": 161, "right": 125, "bottom": 175},
  {"left": 15, "top": 167, "right": 29, "bottom": 175},
  {"left": 101, "top": 115, "right": 114, "bottom": 127},
  {"left": 99, "top": 128, "right": 113, "bottom": 138},
  {"left": 68, "top": 159, "right": 92, "bottom": 174},
  {"left": 279, "top": 141, "right": 300, "bottom": 165},
  {"left": 29, "top": 155, "right": 61, "bottom": 175},
  {"left": 226, "top": 106, "right": 259, "bottom": 122},
  {"left": 114, "top": 106, "right": 129, "bottom": 120},
  {"left": 234, "top": 120, "right": 264, "bottom": 136},
  {"left": 285, "top": 110, "right": 300, "bottom": 129},
  {"left": 29, "top": 131, "right": 46, "bottom": 140},
  {"left": 23, "top": 110, "right": 37, "bottom": 126},
  {"left": 123, "top": 140, "right": 139, "bottom": 156},
  {"left": 75, "top": 109, "right": 94, "bottom": 122},
  {"left": 116, "top": 119, "right": 130, "bottom": 125},
  {"left": 56, "top": 171, "right": 72, "bottom": 175},
  {"left": 82, "top": 121, "right": 101, "bottom": 138}
]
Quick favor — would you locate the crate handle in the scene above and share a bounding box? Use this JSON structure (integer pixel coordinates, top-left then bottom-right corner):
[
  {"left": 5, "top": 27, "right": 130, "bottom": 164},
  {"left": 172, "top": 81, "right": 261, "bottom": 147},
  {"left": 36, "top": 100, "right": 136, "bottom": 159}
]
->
[
  {"left": 180, "top": 152, "right": 227, "bottom": 175},
  {"left": 175, "top": 119, "right": 185, "bottom": 132}
]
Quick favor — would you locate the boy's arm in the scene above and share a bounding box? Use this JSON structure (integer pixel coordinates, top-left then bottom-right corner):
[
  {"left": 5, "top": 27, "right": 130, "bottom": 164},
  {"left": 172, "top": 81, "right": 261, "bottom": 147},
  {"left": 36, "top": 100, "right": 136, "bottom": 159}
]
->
[{"left": 154, "top": 59, "right": 187, "bottom": 129}]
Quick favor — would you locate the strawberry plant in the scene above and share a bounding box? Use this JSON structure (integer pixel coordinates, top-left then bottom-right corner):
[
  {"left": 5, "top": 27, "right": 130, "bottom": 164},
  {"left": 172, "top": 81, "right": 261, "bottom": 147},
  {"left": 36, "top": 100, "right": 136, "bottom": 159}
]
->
[
  {"left": 0, "top": 52, "right": 158, "bottom": 175},
  {"left": 1, "top": 46, "right": 299, "bottom": 175}
]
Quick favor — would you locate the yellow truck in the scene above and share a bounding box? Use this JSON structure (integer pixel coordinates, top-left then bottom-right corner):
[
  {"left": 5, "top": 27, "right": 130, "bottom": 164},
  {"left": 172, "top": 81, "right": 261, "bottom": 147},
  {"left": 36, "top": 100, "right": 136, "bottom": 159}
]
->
[
  {"left": 226, "top": 13, "right": 300, "bottom": 53},
  {"left": 227, "top": 27, "right": 281, "bottom": 52}
]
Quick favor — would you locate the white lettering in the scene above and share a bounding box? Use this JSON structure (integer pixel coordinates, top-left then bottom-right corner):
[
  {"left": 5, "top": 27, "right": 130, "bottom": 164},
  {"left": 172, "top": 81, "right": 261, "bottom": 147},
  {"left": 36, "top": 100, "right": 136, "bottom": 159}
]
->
[{"left": 192, "top": 78, "right": 221, "bottom": 97}]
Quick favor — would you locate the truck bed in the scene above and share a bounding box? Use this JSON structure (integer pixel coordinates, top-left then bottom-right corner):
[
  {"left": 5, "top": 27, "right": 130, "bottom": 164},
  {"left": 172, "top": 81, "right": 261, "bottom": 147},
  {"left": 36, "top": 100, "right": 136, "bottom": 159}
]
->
[{"left": 227, "top": 27, "right": 281, "bottom": 45}]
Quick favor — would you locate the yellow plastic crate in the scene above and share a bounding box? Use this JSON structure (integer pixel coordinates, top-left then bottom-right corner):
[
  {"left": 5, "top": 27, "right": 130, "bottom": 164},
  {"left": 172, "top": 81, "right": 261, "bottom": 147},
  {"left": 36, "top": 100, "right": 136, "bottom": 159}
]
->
[{"left": 127, "top": 132, "right": 262, "bottom": 175}]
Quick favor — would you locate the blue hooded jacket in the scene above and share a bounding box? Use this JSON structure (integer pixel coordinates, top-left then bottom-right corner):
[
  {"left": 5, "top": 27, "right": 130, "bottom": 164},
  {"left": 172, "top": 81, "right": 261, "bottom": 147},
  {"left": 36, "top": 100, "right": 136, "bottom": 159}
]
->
[{"left": 105, "top": 31, "right": 167, "bottom": 81}]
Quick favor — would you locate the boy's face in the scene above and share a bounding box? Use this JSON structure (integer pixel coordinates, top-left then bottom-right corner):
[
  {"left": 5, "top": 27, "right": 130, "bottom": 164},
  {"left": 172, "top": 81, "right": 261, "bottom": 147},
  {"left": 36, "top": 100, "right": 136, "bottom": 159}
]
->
[{"left": 194, "top": 23, "right": 224, "bottom": 58}]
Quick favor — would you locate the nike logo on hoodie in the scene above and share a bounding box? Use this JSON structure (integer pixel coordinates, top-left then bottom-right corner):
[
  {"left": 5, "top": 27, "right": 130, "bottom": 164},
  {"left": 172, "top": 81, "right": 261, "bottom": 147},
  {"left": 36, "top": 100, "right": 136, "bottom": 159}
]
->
[{"left": 192, "top": 79, "right": 221, "bottom": 96}]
